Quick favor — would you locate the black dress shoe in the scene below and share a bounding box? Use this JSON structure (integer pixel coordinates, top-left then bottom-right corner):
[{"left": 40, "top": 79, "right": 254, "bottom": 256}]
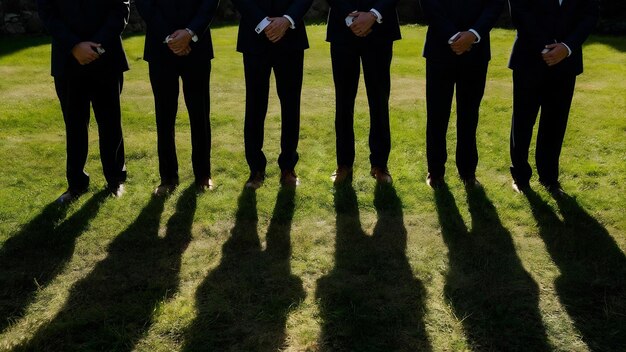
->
[
  {"left": 108, "top": 183, "right": 125, "bottom": 198},
  {"left": 512, "top": 180, "right": 530, "bottom": 194},
  {"left": 541, "top": 181, "right": 566, "bottom": 197},
  {"left": 196, "top": 177, "right": 214, "bottom": 192},
  {"left": 56, "top": 187, "right": 88, "bottom": 205},
  {"left": 426, "top": 173, "right": 445, "bottom": 189},
  {"left": 461, "top": 177, "right": 482, "bottom": 189}
]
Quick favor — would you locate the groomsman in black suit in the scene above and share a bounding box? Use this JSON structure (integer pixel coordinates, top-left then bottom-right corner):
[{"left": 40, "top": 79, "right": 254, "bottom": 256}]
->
[
  {"left": 136, "top": 0, "right": 219, "bottom": 196},
  {"left": 508, "top": 0, "right": 599, "bottom": 195},
  {"left": 326, "top": 0, "right": 401, "bottom": 185},
  {"left": 232, "top": 0, "right": 313, "bottom": 189},
  {"left": 37, "top": 0, "right": 130, "bottom": 204},
  {"left": 421, "top": 0, "right": 504, "bottom": 189}
]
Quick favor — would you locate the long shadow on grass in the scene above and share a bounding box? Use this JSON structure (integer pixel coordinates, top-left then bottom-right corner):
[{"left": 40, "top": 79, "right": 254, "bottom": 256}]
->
[
  {"left": 525, "top": 190, "right": 626, "bottom": 351},
  {"left": 0, "top": 191, "right": 107, "bottom": 333},
  {"left": 182, "top": 187, "right": 304, "bottom": 351},
  {"left": 434, "top": 186, "right": 551, "bottom": 351},
  {"left": 316, "top": 184, "right": 431, "bottom": 351},
  {"left": 15, "top": 186, "right": 195, "bottom": 351}
]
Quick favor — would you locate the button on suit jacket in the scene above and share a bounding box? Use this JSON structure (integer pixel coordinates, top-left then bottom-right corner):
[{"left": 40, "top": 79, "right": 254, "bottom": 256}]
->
[{"left": 37, "top": 0, "right": 130, "bottom": 77}]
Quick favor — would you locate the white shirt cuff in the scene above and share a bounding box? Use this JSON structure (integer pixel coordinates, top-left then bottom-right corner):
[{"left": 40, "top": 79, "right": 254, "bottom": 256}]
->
[
  {"left": 255, "top": 17, "right": 271, "bottom": 34},
  {"left": 468, "top": 29, "right": 481, "bottom": 43},
  {"left": 448, "top": 32, "right": 460, "bottom": 44},
  {"left": 369, "top": 8, "right": 383, "bottom": 23},
  {"left": 283, "top": 15, "right": 295, "bottom": 29},
  {"left": 562, "top": 42, "right": 572, "bottom": 57}
]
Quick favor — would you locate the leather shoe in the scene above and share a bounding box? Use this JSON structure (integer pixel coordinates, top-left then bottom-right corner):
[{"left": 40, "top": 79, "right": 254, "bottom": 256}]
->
[
  {"left": 196, "top": 177, "right": 214, "bottom": 192},
  {"left": 280, "top": 169, "right": 300, "bottom": 188},
  {"left": 108, "top": 183, "right": 125, "bottom": 198},
  {"left": 370, "top": 166, "right": 392, "bottom": 184},
  {"left": 153, "top": 183, "right": 177, "bottom": 197},
  {"left": 541, "top": 181, "right": 566, "bottom": 197},
  {"left": 512, "top": 180, "right": 530, "bottom": 194},
  {"left": 461, "top": 177, "right": 481, "bottom": 189},
  {"left": 245, "top": 171, "right": 265, "bottom": 189},
  {"left": 426, "top": 174, "right": 445, "bottom": 189},
  {"left": 331, "top": 166, "right": 353, "bottom": 185},
  {"left": 56, "top": 187, "right": 88, "bottom": 205}
]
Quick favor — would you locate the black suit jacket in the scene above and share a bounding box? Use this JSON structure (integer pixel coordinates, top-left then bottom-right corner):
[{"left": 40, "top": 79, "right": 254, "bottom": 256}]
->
[
  {"left": 326, "top": 0, "right": 401, "bottom": 44},
  {"left": 421, "top": 0, "right": 504, "bottom": 64},
  {"left": 136, "top": 0, "right": 219, "bottom": 63},
  {"left": 37, "top": 0, "right": 130, "bottom": 77},
  {"left": 232, "top": 0, "right": 312, "bottom": 54},
  {"left": 508, "top": 0, "right": 599, "bottom": 75}
]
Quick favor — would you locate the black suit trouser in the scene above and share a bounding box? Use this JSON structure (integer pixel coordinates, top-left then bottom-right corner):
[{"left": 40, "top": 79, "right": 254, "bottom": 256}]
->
[
  {"left": 510, "top": 68, "right": 576, "bottom": 185},
  {"left": 149, "top": 60, "right": 212, "bottom": 184},
  {"left": 243, "top": 50, "right": 303, "bottom": 174},
  {"left": 331, "top": 41, "right": 393, "bottom": 169},
  {"left": 54, "top": 69, "right": 126, "bottom": 191},
  {"left": 426, "top": 59, "right": 488, "bottom": 180}
]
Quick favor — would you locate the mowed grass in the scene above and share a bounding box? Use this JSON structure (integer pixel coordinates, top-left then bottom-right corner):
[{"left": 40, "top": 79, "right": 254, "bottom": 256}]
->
[{"left": 0, "top": 24, "right": 625, "bottom": 351}]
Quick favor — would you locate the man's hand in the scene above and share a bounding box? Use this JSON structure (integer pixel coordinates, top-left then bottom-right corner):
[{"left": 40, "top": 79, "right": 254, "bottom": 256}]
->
[
  {"left": 542, "top": 43, "right": 569, "bottom": 66},
  {"left": 265, "top": 17, "right": 290, "bottom": 43},
  {"left": 71, "top": 42, "right": 101, "bottom": 65},
  {"left": 450, "top": 31, "right": 476, "bottom": 55},
  {"left": 167, "top": 29, "right": 193, "bottom": 55},
  {"left": 348, "top": 12, "right": 376, "bottom": 37}
]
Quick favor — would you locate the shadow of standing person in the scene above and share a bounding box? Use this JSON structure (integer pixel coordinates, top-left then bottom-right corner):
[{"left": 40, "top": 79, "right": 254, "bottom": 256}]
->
[
  {"left": 182, "top": 187, "right": 304, "bottom": 351},
  {"left": 15, "top": 186, "right": 196, "bottom": 351},
  {"left": 525, "top": 190, "right": 626, "bottom": 351},
  {"left": 0, "top": 191, "right": 107, "bottom": 333},
  {"left": 316, "top": 184, "right": 431, "bottom": 351},
  {"left": 434, "top": 186, "right": 551, "bottom": 351}
]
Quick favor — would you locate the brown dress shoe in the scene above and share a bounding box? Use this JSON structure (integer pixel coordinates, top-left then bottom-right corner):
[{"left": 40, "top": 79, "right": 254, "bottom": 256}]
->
[
  {"left": 280, "top": 169, "right": 300, "bottom": 188},
  {"left": 196, "top": 177, "right": 214, "bottom": 192},
  {"left": 426, "top": 174, "right": 445, "bottom": 189},
  {"left": 245, "top": 171, "right": 265, "bottom": 189},
  {"left": 370, "top": 166, "right": 392, "bottom": 184},
  {"left": 153, "top": 183, "right": 177, "bottom": 197},
  {"left": 331, "top": 166, "right": 353, "bottom": 184}
]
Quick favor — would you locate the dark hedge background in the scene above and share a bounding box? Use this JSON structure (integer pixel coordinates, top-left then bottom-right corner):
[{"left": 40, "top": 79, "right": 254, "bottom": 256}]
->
[{"left": 0, "top": 0, "right": 624, "bottom": 36}]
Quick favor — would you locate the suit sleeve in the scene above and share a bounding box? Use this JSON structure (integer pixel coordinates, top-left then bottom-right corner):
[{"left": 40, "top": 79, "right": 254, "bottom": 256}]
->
[
  {"left": 187, "top": 0, "right": 220, "bottom": 36},
  {"left": 419, "top": 0, "right": 458, "bottom": 40},
  {"left": 36, "top": 0, "right": 81, "bottom": 53},
  {"left": 231, "top": 0, "right": 267, "bottom": 26},
  {"left": 508, "top": 0, "right": 552, "bottom": 51},
  {"left": 285, "top": 0, "right": 313, "bottom": 23},
  {"left": 562, "top": 0, "right": 598, "bottom": 51},
  {"left": 135, "top": 0, "right": 169, "bottom": 38},
  {"left": 372, "top": 0, "right": 399, "bottom": 20},
  {"left": 91, "top": 0, "right": 130, "bottom": 47},
  {"left": 326, "top": 0, "right": 356, "bottom": 18},
  {"left": 471, "top": 0, "right": 505, "bottom": 38}
]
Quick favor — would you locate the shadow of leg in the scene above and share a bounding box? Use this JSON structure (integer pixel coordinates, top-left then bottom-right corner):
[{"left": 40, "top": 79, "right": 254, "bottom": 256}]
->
[{"left": 526, "top": 190, "right": 626, "bottom": 351}]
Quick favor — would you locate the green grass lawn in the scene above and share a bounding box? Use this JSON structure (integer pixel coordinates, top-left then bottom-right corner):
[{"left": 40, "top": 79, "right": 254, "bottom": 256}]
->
[{"left": 0, "top": 24, "right": 625, "bottom": 351}]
